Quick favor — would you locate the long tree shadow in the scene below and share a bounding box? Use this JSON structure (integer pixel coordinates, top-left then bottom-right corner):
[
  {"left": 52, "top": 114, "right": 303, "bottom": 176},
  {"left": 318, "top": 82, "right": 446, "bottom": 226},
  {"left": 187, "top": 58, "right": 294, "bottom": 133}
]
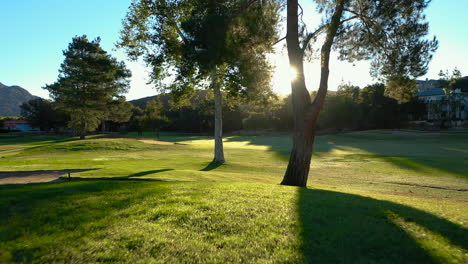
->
[
  {"left": 200, "top": 161, "right": 223, "bottom": 171},
  {"left": 298, "top": 188, "right": 468, "bottom": 263},
  {"left": 126, "top": 169, "right": 174, "bottom": 178},
  {"left": 225, "top": 132, "right": 468, "bottom": 179},
  {"left": 0, "top": 180, "right": 173, "bottom": 262},
  {"left": 62, "top": 169, "right": 177, "bottom": 182},
  {"left": 0, "top": 134, "right": 84, "bottom": 147}
]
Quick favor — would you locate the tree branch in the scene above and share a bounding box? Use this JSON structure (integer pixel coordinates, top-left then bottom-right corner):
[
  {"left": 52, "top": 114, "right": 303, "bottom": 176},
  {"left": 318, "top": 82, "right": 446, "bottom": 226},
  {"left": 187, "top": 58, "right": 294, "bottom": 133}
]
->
[
  {"left": 273, "top": 35, "right": 287, "bottom": 46},
  {"left": 173, "top": 22, "right": 189, "bottom": 44},
  {"left": 343, "top": 8, "right": 391, "bottom": 57},
  {"left": 301, "top": 15, "right": 358, "bottom": 52},
  {"left": 300, "top": 24, "right": 328, "bottom": 52},
  {"left": 306, "top": 0, "right": 346, "bottom": 122}
]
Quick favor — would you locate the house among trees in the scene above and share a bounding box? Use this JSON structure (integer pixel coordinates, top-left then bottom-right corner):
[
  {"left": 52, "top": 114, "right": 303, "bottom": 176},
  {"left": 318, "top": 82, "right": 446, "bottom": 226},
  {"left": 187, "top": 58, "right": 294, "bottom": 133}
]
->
[
  {"left": 1, "top": 120, "right": 35, "bottom": 131},
  {"left": 415, "top": 79, "right": 468, "bottom": 124}
]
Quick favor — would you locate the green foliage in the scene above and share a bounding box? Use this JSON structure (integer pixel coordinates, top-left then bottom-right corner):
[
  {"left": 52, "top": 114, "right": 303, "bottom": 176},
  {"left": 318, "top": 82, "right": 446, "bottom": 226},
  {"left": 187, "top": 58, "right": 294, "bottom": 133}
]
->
[
  {"left": 44, "top": 36, "right": 131, "bottom": 137},
  {"left": 118, "top": 0, "right": 280, "bottom": 101},
  {"left": 105, "top": 99, "right": 134, "bottom": 130},
  {"left": 20, "top": 98, "right": 69, "bottom": 131},
  {"left": 138, "top": 98, "right": 169, "bottom": 135},
  {"left": 336, "top": 83, "right": 360, "bottom": 101},
  {"left": 127, "top": 85, "right": 426, "bottom": 133},
  {"left": 318, "top": 95, "right": 362, "bottom": 130},
  {"left": 359, "top": 83, "right": 400, "bottom": 128},
  {"left": 439, "top": 68, "right": 466, "bottom": 91},
  {"left": 242, "top": 96, "right": 293, "bottom": 131},
  {"left": 384, "top": 76, "right": 417, "bottom": 103},
  {"left": 329, "top": 0, "right": 438, "bottom": 79}
]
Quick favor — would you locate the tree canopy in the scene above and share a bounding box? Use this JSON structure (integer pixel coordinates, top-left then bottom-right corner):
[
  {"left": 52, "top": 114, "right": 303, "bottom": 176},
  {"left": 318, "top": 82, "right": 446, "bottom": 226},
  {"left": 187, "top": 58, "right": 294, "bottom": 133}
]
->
[
  {"left": 384, "top": 76, "right": 417, "bottom": 104},
  {"left": 20, "top": 98, "right": 69, "bottom": 131},
  {"left": 119, "top": 0, "right": 281, "bottom": 163},
  {"left": 45, "top": 35, "right": 132, "bottom": 139},
  {"left": 118, "top": 0, "right": 279, "bottom": 99}
]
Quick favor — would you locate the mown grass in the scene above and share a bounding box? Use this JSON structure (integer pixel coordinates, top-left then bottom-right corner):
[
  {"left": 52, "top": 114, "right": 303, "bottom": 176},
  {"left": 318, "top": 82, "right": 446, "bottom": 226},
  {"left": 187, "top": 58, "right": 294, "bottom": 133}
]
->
[{"left": 0, "top": 130, "right": 467, "bottom": 263}]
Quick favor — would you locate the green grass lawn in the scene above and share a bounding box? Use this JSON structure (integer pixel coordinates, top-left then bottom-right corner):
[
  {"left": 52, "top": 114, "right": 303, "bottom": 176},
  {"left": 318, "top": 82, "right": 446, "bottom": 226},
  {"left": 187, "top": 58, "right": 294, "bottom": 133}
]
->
[{"left": 0, "top": 130, "right": 467, "bottom": 263}]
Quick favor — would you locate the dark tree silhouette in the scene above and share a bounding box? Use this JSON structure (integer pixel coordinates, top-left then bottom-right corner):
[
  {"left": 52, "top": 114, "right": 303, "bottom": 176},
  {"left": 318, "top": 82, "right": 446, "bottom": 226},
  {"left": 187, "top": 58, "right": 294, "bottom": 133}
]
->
[{"left": 281, "top": 0, "right": 438, "bottom": 186}]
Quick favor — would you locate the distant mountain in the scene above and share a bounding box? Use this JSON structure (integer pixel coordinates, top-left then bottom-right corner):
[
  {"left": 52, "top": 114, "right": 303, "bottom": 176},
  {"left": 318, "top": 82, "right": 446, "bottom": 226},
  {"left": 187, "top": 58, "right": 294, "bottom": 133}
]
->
[
  {"left": 129, "top": 94, "right": 172, "bottom": 109},
  {"left": 129, "top": 95, "right": 157, "bottom": 109},
  {"left": 0, "top": 83, "right": 38, "bottom": 116},
  {"left": 129, "top": 90, "right": 209, "bottom": 110}
]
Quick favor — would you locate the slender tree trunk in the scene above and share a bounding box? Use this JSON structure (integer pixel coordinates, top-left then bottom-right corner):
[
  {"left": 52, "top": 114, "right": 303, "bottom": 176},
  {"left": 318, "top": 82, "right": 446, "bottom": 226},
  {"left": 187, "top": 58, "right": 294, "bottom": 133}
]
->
[
  {"left": 282, "top": 122, "right": 316, "bottom": 186},
  {"left": 212, "top": 69, "right": 225, "bottom": 164},
  {"left": 281, "top": 0, "right": 312, "bottom": 186},
  {"left": 281, "top": 0, "right": 345, "bottom": 187}
]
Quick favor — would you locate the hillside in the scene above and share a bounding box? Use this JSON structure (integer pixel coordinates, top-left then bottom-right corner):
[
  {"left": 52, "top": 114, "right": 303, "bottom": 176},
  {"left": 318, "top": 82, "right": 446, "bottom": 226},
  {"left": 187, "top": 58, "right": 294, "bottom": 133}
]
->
[
  {"left": 0, "top": 82, "right": 37, "bottom": 116},
  {"left": 129, "top": 95, "right": 158, "bottom": 109},
  {"left": 129, "top": 90, "right": 210, "bottom": 109},
  {"left": 129, "top": 93, "right": 173, "bottom": 109}
]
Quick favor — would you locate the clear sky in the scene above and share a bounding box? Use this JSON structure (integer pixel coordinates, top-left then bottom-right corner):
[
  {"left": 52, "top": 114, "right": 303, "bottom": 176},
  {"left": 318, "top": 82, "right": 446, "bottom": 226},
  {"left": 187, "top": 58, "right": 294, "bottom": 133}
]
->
[{"left": 1, "top": 0, "right": 467, "bottom": 100}]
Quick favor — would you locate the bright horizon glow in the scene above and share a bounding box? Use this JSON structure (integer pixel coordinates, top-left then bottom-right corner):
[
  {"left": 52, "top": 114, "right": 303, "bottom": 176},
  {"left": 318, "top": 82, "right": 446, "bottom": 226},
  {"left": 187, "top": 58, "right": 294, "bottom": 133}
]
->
[{"left": 1, "top": 0, "right": 467, "bottom": 100}]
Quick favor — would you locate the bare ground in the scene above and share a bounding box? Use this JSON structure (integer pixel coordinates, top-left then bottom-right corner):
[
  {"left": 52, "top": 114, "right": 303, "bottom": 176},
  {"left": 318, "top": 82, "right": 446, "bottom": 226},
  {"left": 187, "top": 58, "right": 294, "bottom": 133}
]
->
[{"left": 0, "top": 169, "right": 98, "bottom": 185}]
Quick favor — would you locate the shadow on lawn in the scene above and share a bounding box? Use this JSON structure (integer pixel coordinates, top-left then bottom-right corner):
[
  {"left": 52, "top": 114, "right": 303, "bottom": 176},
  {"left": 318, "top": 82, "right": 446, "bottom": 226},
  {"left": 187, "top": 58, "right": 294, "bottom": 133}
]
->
[
  {"left": 64, "top": 169, "right": 177, "bottom": 182},
  {"left": 0, "top": 181, "right": 466, "bottom": 263},
  {"left": 127, "top": 169, "right": 174, "bottom": 177},
  {"left": 225, "top": 133, "right": 468, "bottom": 179},
  {"left": 200, "top": 161, "right": 223, "bottom": 171},
  {"left": 0, "top": 181, "right": 174, "bottom": 262},
  {"left": 298, "top": 188, "right": 468, "bottom": 263},
  {"left": 0, "top": 135, "right": 83, "bottom": 146}
]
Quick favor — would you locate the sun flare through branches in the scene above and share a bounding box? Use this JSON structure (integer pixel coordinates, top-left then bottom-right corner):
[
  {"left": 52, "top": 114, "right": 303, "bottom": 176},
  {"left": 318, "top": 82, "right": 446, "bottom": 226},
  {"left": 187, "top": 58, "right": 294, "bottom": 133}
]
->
[{"left": 289, "top": 66, "right": 298, "bottom": 82}]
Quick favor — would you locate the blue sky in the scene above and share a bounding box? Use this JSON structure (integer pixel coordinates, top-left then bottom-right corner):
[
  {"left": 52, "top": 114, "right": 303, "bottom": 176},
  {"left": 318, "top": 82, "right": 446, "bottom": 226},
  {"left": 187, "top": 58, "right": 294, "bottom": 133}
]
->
[{"left": 1, "top": 0, "right": 467, "bottom": 99}]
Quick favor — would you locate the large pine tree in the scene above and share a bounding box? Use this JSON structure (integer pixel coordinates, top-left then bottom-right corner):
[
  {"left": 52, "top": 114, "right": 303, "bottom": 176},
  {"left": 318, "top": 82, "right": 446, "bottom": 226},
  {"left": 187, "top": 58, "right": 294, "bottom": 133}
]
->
[{"left": 45, "top": 35, "right": 131, "bottom": 139}]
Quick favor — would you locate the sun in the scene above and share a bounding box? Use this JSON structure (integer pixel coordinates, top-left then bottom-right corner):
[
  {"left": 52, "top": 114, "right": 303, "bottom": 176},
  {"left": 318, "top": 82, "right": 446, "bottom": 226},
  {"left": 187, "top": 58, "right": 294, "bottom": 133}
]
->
[{"left": 289, "top": 67, "right": 298, "bottom": 81}]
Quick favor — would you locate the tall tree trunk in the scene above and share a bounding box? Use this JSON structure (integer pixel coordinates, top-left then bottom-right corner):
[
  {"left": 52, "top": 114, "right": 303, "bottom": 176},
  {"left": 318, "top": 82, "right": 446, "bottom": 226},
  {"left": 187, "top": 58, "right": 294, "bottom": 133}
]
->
[
  {"left": 281, "top": 0, "right": 345, "bottom": 187},
  {"left": 281, "top": 0, "right": 313, "bottom": 186},
  {"left": 212, "top": 69, "right": 225, "bottom": 164}
]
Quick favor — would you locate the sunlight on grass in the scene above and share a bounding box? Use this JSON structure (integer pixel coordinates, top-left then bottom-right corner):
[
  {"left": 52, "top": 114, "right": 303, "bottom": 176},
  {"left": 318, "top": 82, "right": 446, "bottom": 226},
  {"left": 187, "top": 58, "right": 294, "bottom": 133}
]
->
[
  {"left": 444, "top": 148, "right": 468, "bottom": 154},
  {"left": 1, "top": 131, "right": 467, "bottom": 262},
  {"left": 385, "top": 210, "right": 468, "bottom": 264}
]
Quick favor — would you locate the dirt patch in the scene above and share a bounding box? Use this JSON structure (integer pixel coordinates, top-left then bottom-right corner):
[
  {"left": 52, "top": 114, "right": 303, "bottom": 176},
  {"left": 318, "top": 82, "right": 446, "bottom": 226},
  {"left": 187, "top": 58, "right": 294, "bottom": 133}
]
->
[{"left": 0, "top": 169, "right": 98, "bottom": 185}]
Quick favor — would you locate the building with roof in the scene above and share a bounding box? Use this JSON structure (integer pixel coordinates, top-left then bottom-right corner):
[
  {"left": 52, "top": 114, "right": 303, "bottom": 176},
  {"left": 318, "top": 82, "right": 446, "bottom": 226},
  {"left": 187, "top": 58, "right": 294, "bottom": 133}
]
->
[
  {"left": 415, "top": 80, "right": 468, "bottom": 122},
  {"left": 1, "top": 120, "right": 34, "bottom": 131}
]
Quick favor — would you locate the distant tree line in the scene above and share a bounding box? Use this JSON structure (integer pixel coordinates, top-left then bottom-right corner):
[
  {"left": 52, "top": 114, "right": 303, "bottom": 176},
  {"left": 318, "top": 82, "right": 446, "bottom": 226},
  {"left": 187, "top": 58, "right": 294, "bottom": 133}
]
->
[{"left": 20, "top": 81, "right": 426, "bottom": 135}]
